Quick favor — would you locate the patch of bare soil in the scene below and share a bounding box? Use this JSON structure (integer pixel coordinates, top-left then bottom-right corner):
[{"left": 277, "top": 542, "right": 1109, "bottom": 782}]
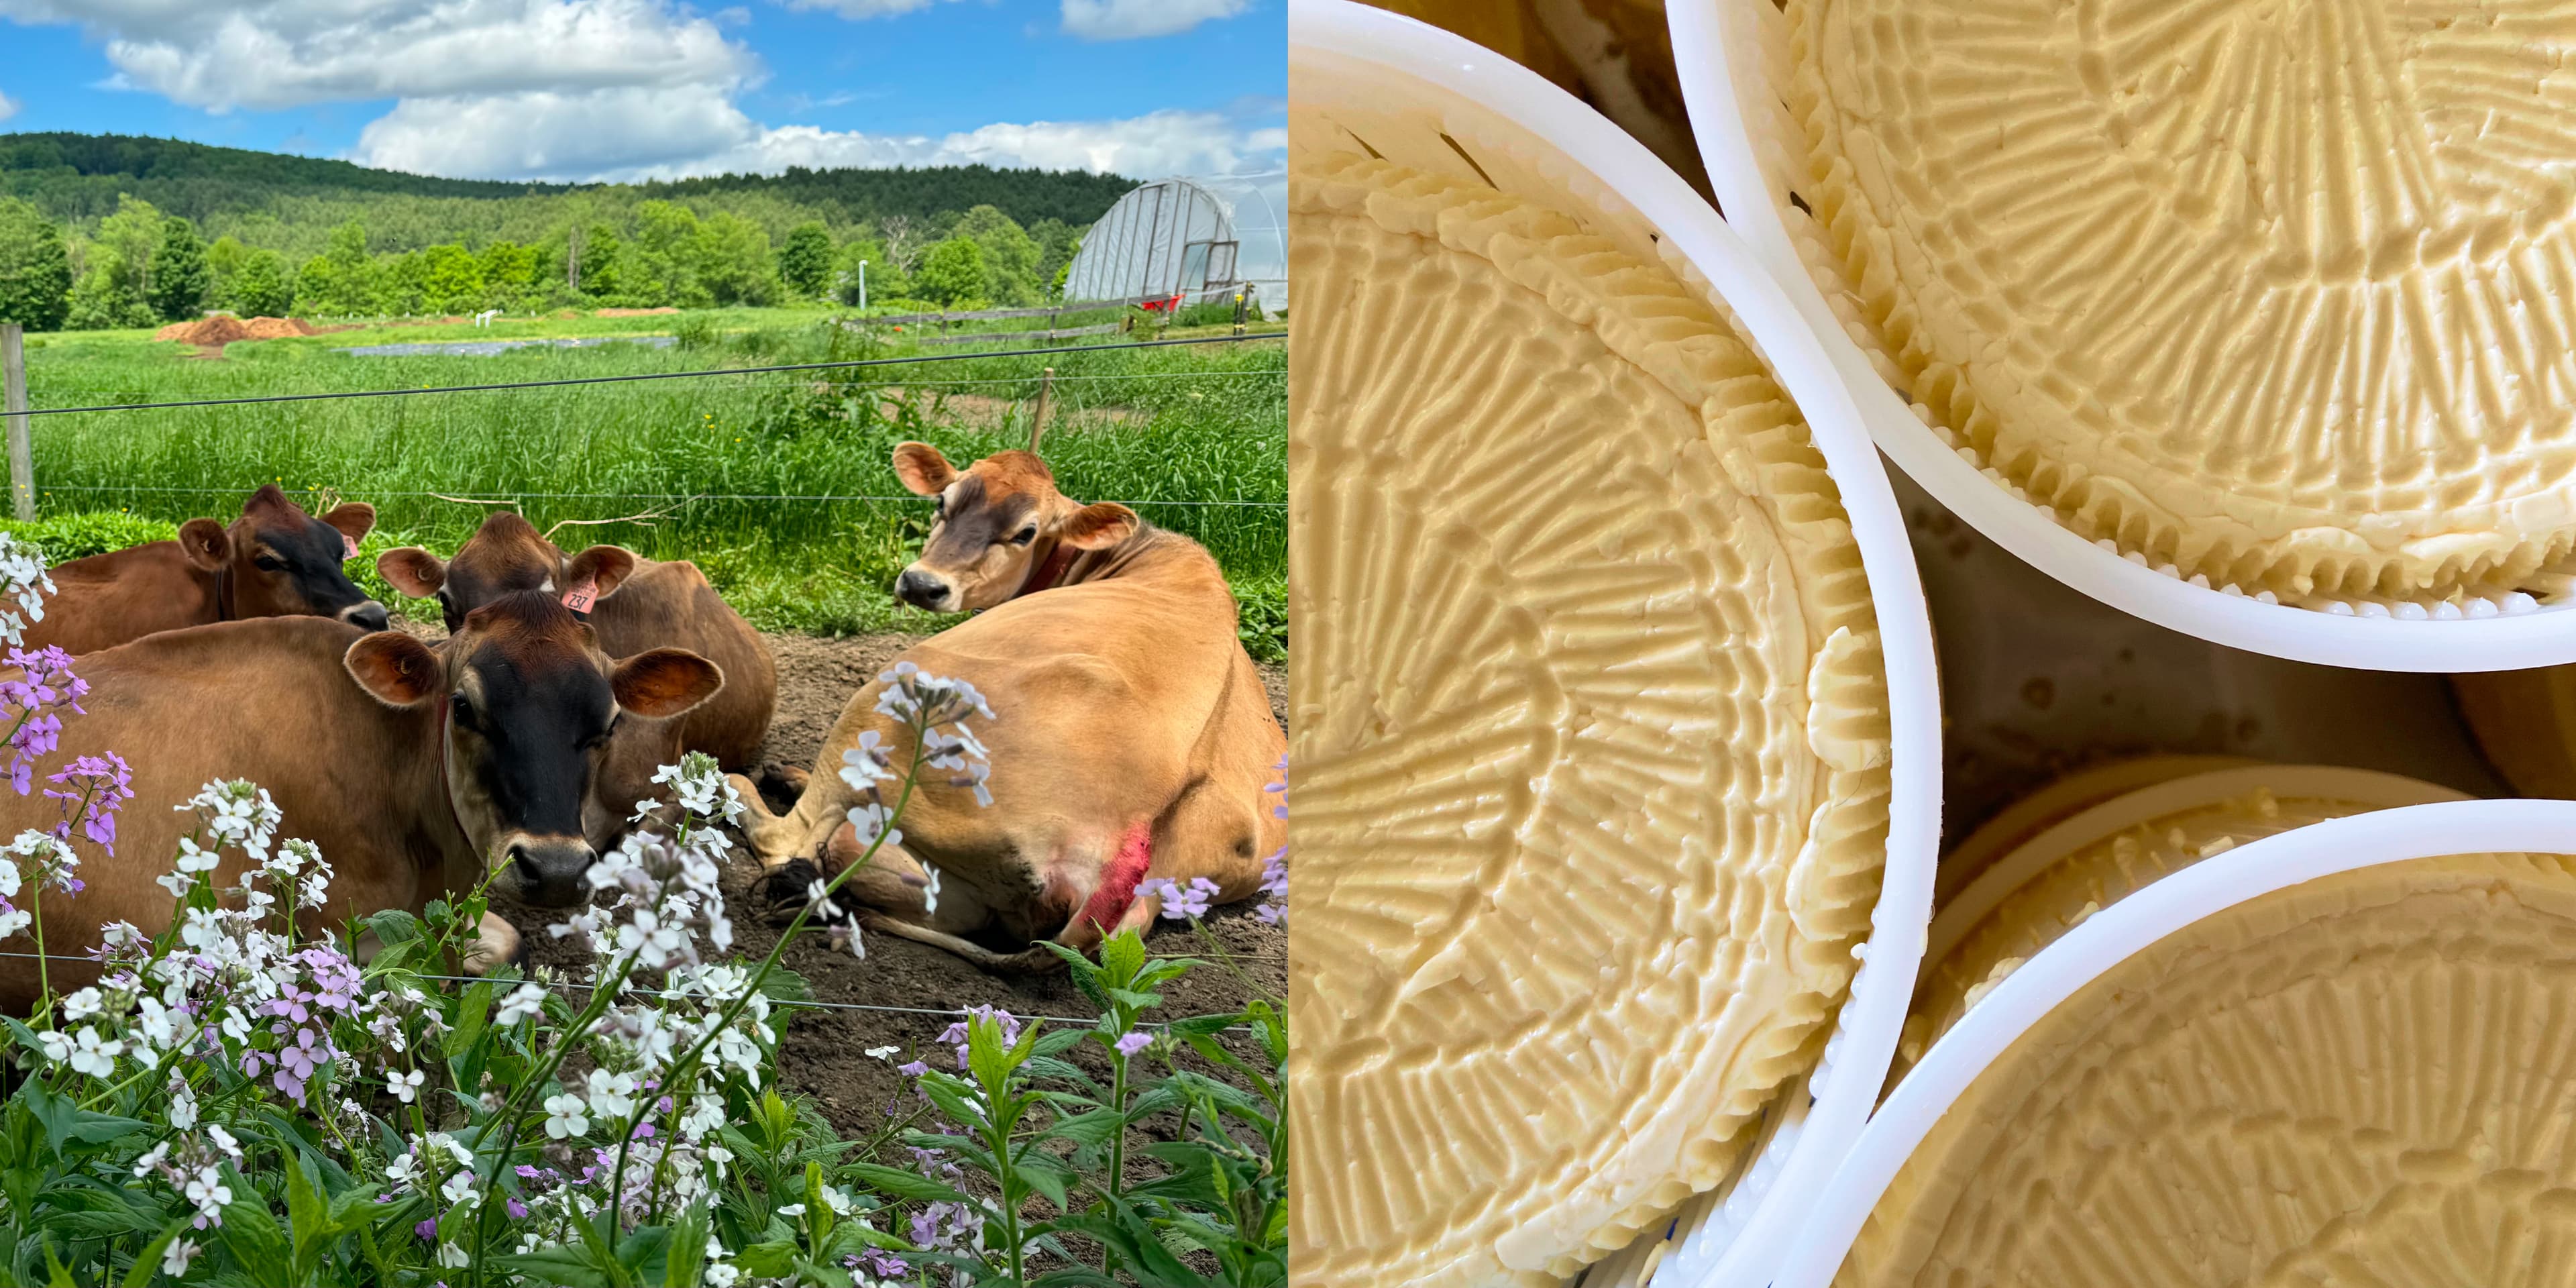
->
[
  {"left": 497, "top": 631, "right": 1289, "bottom": 1135},
  {"left": 155, "top": 315, "right": 355, "bottom": 357}
]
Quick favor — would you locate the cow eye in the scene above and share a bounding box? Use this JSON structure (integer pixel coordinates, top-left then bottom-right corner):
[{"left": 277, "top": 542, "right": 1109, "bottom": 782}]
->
[
  {"left": 448, "top": 692, "right": 477, "bottom": 727},
  {"left": 253, "top": 555, "right": 285, "bottom": 572},
  {"left": 1012, "top": 527, "right": 1037, "bottom": 545}
]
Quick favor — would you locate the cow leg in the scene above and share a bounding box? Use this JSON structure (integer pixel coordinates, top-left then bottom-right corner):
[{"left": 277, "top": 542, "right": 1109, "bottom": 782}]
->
[
  {"left": 857, "top": 913, "right": 1065, "bottom": 974},
  {"left": 462, "top": 913, "right": 526, "bottom": 975},
  {"left": 1146, "top": 774, "right": 1273, "bottom": 904},
  {"left": 726, "top": 771, "right": 848, "bottom": 869}
]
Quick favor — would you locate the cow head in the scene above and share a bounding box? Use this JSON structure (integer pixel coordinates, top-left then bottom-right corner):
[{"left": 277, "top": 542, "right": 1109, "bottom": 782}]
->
[
  {"left": 888, "top": 443, "right": 1138, "bottom": 612},
  {"left": 374, "top": 511, "right": 633, "bottom": 634},
  {"left": 182, "top": 484, "right": 389, "bottom": 631},
  {"left": 340, "top": 590, "right": 723, "bottom": 907}
]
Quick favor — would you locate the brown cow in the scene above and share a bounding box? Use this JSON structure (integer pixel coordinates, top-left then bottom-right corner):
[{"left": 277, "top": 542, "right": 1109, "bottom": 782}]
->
[
  {"left": 374, "top": 511, "right": 777, "bottom": 847},
  {"left": 729, "top": 443, "right": 1283, "bottom": 971},
  {"left": 23, "top": 484, "right": 390, "bottom": 654},
  {"left": 0, "top": 591, "right": 722, "bottom": 1012}
]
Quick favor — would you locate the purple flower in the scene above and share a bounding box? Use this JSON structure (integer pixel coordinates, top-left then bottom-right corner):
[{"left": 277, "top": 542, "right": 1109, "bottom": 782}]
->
[
  {"left": 506, "top": 1197, "right": 528, "bottom": 1219},
  {"left": 896, "top": 1059, "right": 928, "bottom": 1078},
  {"left": 44, "top": 752, "right": 131, "bottom": 853},
  {"left": 415, "top": 1218, "right": 437, "bottom": 1242},
  {"left": 1142, "top": 875, "right": 1218, "bottom": 920},
  {"left": 1114, "top": 1030, "right": 1151, "bottom": 1058},
  {"left": 936, "top": 1005, "right": 1020, "bottom": 1070}
]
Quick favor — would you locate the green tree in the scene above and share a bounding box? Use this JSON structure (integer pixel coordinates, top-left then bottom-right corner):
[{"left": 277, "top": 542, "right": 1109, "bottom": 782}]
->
[
  {"left": 205, "top": 234, "right": 248, "bottom": 308},
  {"left": 231, "top": 248, "right": 293, "bottom": 317},
  {"left": 632, "top": 201, "right": 704, "bottom": 307},
  {"left": 912, "top": 235, "right": 987, "bottom": 308},
  {"left": 694, "top": 211, "right": 777, "bottom": 307},
  {"left": 574, "top": 221, "right": 623, "bottom": 299},
  {"left": 0, "top": 199, "right": 73, "bottom": 331},
  {"left": 148, "top": 215, "right": 211, "bottom": 321},
  {"left": 295, "top": 219, "right": 379, "bottom": 316},
  {"left": 778, "top": 221, "right": 835, "bottom": 300},
  {"left": 69, "top": 195, "right": 166, "bottom": 327},
  {"left": 476, "top": 239, "right": 537, "bottom": 310},
  {"left": 410, "top": 244, "right": 483, "bottom": 314},
  {"left": 955, "top": 204, "right": 1040, "bottom": 307}
]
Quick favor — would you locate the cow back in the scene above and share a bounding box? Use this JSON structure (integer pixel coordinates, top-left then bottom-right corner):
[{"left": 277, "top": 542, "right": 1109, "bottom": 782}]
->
[{"left": 21, "top": 543, "right": 219, "bottom": 655}]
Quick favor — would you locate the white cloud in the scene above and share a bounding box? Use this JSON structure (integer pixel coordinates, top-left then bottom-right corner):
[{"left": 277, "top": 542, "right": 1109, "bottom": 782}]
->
[
  {"left": 1061, "top": 0, "right": 1246, "bottom": 40},
  {"left": 0, "top": 91, "right": 17, "bottom": 124},
  {"left": 356, "top": 89, "right": 1283, "bottom": 182},
  {"left": 0, "top": 0, "right": 749, "bottom": 111},
  {"left": 781, "top": 0, "right": 965, "bottom": 19}
]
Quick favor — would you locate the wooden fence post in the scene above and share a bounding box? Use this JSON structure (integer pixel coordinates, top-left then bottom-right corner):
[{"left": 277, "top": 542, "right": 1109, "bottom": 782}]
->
[
  {"left": 2, "top": 325, "right": 29, "bottom": 521},
  {"left": 1030, "top": 367, "right": 1055, "bottom": 453}
]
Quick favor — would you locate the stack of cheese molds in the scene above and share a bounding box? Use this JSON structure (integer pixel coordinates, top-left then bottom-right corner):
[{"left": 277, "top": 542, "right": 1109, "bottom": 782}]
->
[{"left": 1287, "top": 5, "right": 1939, "bottom": 1287}]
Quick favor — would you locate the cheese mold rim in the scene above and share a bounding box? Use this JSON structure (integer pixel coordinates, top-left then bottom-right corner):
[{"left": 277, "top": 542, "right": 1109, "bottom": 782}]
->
[
  {"left": 1289, "top": 4, "right": 1942, "bottom": 1285},
  {"left": 1665, "top": 0, "right": 2576, "bottom": 673},
  {"left": 1766, "top": 795, "right": 2576, "bottom": 1288}
]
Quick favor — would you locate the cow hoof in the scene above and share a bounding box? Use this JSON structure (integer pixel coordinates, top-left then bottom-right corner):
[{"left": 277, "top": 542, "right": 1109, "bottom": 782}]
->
[{"left": 750, "top": 857, "right": 826, "bottom": 927}]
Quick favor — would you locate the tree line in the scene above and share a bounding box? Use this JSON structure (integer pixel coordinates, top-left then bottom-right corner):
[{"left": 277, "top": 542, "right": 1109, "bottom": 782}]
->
[{"left": 0, "top": 193, "right": 1089, "bottom": 330}]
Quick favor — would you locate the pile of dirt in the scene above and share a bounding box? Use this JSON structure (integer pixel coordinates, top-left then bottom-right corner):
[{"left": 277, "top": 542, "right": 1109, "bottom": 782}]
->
[
  {"left": 153, "top": 315, "right": 325, "bottom": 346},
  {"left": 595, "top": 307, "right": 681, "bottom": 317}
]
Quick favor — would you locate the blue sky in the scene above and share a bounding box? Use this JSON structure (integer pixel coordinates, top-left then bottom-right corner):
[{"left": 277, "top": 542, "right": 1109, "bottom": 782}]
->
[{"left": 0, "top": 0, "right": 1283, "bottom": 181}]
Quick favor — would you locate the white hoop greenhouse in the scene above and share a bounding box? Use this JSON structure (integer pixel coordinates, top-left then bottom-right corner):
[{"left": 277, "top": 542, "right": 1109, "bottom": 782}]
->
[{"left": 1061, "top": 172, "right": 1287, "bottom": 315}]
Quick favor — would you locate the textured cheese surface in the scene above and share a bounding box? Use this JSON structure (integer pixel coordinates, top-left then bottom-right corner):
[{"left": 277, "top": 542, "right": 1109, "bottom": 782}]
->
[
  {"left": 1787, "top": 0, "right": 2576, "bottom": 600},
  {"left": 1842, "top": 849, "right": 2576, "bottom": 1286},
  {"left": 1902, "top": 786, "right": 2395, "bottom": 1077},
  {"left": 1286, "top": 153, "right": 1891, "bottom": 1288}
]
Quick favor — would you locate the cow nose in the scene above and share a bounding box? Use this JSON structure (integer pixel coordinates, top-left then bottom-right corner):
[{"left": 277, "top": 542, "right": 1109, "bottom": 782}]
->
[
  {"left": 343, "top": 600, "right": 391, "bottom": 632},
  {"left": 505, "top": 838, "right": 595, "bottom": 908},
  {"left": 895, "top": 568, "right": 950, "bottom": 609}
]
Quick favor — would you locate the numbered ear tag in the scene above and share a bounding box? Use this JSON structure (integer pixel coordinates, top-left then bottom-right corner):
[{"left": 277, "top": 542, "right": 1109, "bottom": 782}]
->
[
  {"left": 562, "top": 579, "right": 598, "bottom": 614},
  {"left": 341, "top": 533, "right": 361, "bottom": 560}
]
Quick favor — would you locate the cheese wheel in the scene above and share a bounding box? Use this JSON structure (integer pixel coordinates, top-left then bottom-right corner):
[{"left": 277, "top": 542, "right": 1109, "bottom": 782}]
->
[
  {"left": 1786, "top": 0, "right": 2576, "bottom": 602},
  {"left": 1846, "top": 847, "right": 2576, "bottom": 1285},
  {"left": 1288, "top": 152, "right": 1891, "bottom": 1287}
]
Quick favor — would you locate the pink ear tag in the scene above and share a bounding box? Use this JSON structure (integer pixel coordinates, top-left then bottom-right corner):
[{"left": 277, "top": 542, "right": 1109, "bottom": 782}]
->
[
  {"left": 562, "top": 578, "right": 598, "bottom": 614},
  {"left": 341, "top": 533, "right": 361, "bottom": 559}
]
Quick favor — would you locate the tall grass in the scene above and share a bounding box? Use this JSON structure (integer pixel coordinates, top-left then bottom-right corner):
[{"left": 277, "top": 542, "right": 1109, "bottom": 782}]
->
[{"left": 16, "top": 320, "right": 1287, "bottom": 650}]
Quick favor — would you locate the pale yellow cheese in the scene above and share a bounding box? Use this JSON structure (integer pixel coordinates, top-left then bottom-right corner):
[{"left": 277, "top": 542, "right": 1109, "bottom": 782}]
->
[
  {"left": 1787, "top": 0, "right": 2576, "bottom": 600},
  {"left": 1843, "top": 849, "right": 2576, "bottom": 1286},
  {"left": 1287, "top": 153, "right": 1891, "bottom": 1287}
]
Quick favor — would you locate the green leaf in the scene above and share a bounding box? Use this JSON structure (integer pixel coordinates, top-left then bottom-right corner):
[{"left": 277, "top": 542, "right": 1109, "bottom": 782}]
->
[
  {"left": 1014, "top": 1148, "right": 1073, "bottom": 1212},
  {"left": 121, "top": 1216, "right": 197, "bottom": 1288},
  {"left": 1046, "top": 1108, "right": 1122, "bottom": 1151},
  {"left": 916, "top": 1076, "right": 987, "bottom": 1131},
  {"left": 500, "top": 1245, "right": 612, "bottom": 1283},
  {"left": 842, "top": 1162, "right": 970, "bottom": 1205},
  {"left": 731, "top": 1239, "right": 798, "bottom": 1278},
  {"left": 363, "top": 908, "right": 423, "bottom": 947},
  {"left": 1098, "top": 930, "right": 1146, "bottom": 987},
  {"left": 663, "top": 1200, "right": 711, "bottom": 1288},
  {"left": 213, "top": 1172, "right": 294, "bottom": 1285},
  {"left": 1030, "top": 1028, "right": 1089, "bottom": 1059},
  {"left": 284, "top": 1152, "right": 327, "bottom": 1274},
  {"left": 443, "top": 979, "right": 493, "bottom": 1060},
  {"left": 570, "top": 1201, "right": 637, "bottom": 1288}
]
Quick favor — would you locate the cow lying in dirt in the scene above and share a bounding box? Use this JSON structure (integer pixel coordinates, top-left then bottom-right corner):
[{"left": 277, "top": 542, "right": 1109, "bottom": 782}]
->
[
  {"left": 23, "top": 484, "right": 390, "bottom": 653},
  {"left": 376, "top": 512, "right": 776, "bottom": 849},
  {"left": 0, "top": 594, "right": 722, "bottom": 1011},
  {"left": 730, "top": 443, "right": 1283, "bottom": 971}
]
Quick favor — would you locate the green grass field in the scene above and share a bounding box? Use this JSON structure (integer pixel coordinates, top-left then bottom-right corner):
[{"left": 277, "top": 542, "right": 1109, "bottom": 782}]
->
[{"left": 12, "top": 315, "right": 1287, "bottom": 657}]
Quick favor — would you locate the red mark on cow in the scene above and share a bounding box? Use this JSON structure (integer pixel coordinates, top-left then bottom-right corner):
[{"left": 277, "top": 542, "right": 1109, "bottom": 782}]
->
[
  {"left": 561, "top": 578, "right": 597, "bottom": 614},
  {"left": 341, "top": 533, "right": 361, "bottom": 559},
  {"left": 1076, "top": 822, "right": 1155, "bottom": 932}
]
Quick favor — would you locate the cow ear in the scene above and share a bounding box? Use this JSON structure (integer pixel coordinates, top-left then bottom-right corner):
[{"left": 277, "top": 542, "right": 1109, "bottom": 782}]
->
[
  {"left": 321, "top": 502, "right": 376, "bottom": 545},
  {"left": 1059, "top": 502, "right": 1138, "bottom": 551},
  {"left": 344, "top": 632, "right": 443, "bottom": 708},
  {"left": 892, "top": 441, "right": 958, "bottom": 496},
  {"left": 564, "top": 545, "right": 637, "bottom": 599},
  {"left": 376, "top": 547, "right": 446, "bottom": 598},
  {"left": 178, "top": 519, "right": 230, "bottom": 572},
  {"left": 611, "top": 648, "right": 724, "bottom": 720}
]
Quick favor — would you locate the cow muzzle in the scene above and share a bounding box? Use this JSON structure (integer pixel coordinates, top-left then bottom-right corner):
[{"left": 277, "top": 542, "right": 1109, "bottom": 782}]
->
[
  {"left": 341, "top": 600, "right": 392, "bottom": 632},
  {"left": 894, "top": 566, "right": 957, "bottom": 612},
  {"left": 496, "top": 834, "right": 595, "bottom": 908}
]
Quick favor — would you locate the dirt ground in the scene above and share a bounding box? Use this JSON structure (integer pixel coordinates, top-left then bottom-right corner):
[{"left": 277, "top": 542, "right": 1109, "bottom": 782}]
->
[{"left": 496, "top": 630, "right": 1289, "bottom": 1134}]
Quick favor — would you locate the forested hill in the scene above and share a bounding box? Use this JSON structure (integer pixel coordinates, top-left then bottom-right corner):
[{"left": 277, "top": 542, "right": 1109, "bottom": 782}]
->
[{"left": 0, "top": 132, "right": 1138, "bottom": 241}]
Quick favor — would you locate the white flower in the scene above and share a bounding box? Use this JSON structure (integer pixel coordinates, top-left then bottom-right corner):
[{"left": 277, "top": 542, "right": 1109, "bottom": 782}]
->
[
  {"left": 183, "top": 1166, "right": 231, "bottom": 1223},
  {"left": 384, "top": 1152, "right": 421, "bottom": 1187},
  {"left": 168, "top": 1083, "right": 199, "bottom": 1130},
  {"left": 174, "top": 837, "right": 219, "bottom": 875},
  {"left": 586, "top": 1069, "right": 638, "bottom": 1120},
  {"left": 864, "top": 1045, "right": 898, "bottom": 1061},
  {"left": 821, "top": 1185, "right": 855, "bottom": 1216},
  {"left": 60, "top": 987, "right": 103, "bottom": 1021},
  {"left": 0, "top": 908, "right": 30, "bottom": 939},
  {"left": 155, "top": 870, "right": 194, "bottom": 898},
  {"left": 438, "top": 1242, "right": 469, "bottom": 1269},
  {"left": 543, "top": 1093, "right": 590, "bottom": 1140},
  {"left": 34, "top": 1029, "right": 66, "bottom": 1065},
  {"left": 427, "top": 1132, "right": 473, "bottom": 1167},
  {"left": 497, "top": 982, "right": 547, "bottom": 1026},
  {"left": 388, "top": 1069, "right": 425, "bottom": 1104},
  {"left": 0, "top": 857, "right": 19, "bottom": 898},
  {"left": 207, "top": 1125, "right": 242, "bottom": 1161},
  {"left": 440, "top": 1169, "right": 477, "bottom": 1204},
  {"left": 706, "top": 1263, "right": 741, "bottom": 1288},
  {"left": 160, "top": 1238, "right": 200, "bottom": 1277},
  {"left": 131, "top": 1140, "right": 170, "bottom": 1179},
  {"left": 68, "top": 1026, "right": 123, "bottom": 1077},
  {"left": 777, "top": 1203, "right": 806, "bottom": 1218}
]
